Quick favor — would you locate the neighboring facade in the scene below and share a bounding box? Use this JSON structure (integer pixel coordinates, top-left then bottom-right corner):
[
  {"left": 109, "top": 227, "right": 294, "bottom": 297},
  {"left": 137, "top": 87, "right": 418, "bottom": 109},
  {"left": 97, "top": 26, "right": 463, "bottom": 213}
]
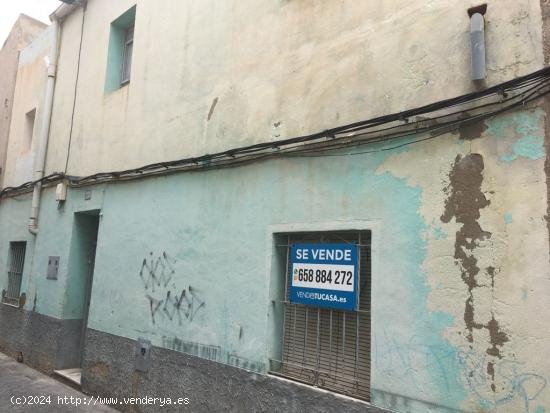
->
[
  {"left": 1, "top": 1, "right": 550, "bottom": 413},
  {"left": 2, "top": 25, "right": 55, "bottom": 190},
  {"left": 0, "top": 15, "right": 47, "bottom": 188}
]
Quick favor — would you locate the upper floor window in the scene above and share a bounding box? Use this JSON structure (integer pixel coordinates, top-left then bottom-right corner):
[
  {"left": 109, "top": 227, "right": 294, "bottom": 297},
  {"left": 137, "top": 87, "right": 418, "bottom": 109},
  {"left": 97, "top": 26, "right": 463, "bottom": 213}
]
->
[
  {"left": 121, "top": 26, "right": 134, "bottom": 85},
  {"left": 24, "top": 108, "right": 36, "bottom": 151},
  {"left": 105, "top": 5, "right": 136, "bottom": 93}
]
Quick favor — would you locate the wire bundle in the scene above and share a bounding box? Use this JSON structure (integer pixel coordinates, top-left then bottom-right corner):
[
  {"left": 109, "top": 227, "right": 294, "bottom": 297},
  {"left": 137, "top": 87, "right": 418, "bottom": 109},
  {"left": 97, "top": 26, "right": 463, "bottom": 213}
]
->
[{"left": 2, "top": 66, "right": 550, "bottom": 199}]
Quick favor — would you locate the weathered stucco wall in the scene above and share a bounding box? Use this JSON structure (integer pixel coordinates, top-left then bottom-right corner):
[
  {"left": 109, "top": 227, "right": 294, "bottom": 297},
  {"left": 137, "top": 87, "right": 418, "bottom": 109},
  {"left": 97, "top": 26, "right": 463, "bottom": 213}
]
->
[
  {"left": 97, "top": 108, "right": 549, "bottom": 413},
  {"left": 0, "top": 15, "right": 47, "bottom": 188},
  {"left": 45, "top": 0, "right": 544, "bottom": 177},
  {"left": 374, "top": 108, "right": 549, "bottom": 413},
  {"left": 2, "top": 105, "right": 548, "bottom": 412},
  {"left": 1, "top": 1, "right": 550, "bottom": 412},
  {"left": 2, "top": 25, "right": 53, "bottom": 189}
]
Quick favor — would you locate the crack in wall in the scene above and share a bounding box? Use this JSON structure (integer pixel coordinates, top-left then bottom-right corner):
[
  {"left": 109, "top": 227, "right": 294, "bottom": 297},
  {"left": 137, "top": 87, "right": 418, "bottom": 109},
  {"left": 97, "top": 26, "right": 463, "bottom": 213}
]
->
[{"left": 441, "top": 153, "right": 509, "bottom": 392}]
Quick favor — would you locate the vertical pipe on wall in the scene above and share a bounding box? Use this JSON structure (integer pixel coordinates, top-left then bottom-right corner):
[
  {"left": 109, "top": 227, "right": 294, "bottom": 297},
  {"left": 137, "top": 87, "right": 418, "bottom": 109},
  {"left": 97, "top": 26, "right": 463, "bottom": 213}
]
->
[
  {"left": 470, "top": 12, "right": 486, "bottom": 81},
  {"left": 28, "top": 19, "right": 59, "bottom": 235},
  {"left": 28, "top": 3, "right": 80, "bottom": 234}
]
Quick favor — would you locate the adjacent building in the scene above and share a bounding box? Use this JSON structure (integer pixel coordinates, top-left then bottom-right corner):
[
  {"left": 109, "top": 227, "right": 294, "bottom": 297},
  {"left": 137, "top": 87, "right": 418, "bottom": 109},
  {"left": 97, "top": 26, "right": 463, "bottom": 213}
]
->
[
  {"left": 1, "top": 1, "right": 550, "bottom": 412},
  {"left": 0, "top": 14, "right": 47, "bottom": 188}
]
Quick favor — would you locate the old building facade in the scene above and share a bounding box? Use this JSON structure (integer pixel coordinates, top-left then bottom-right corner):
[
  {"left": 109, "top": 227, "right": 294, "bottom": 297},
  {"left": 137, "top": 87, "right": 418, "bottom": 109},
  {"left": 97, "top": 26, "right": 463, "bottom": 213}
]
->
[
  {"left": 1, "top": 1, "right": 550, "bottom": 412},
  {"left": 0, "top": 14, "right": 47, "bottom": 188}
]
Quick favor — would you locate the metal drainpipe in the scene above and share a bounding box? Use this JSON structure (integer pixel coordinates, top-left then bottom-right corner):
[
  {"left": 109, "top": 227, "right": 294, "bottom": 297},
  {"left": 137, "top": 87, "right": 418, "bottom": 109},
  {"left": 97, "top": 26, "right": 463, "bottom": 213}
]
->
[
  {"left": 470, "top": 12, "right": 486, "bottom": 82},
  {"left": 28, "top": 20, "right": 59, "bottom": 235},
  {"left": 28, "top": 3, "right": 80, "bottom": 235}
]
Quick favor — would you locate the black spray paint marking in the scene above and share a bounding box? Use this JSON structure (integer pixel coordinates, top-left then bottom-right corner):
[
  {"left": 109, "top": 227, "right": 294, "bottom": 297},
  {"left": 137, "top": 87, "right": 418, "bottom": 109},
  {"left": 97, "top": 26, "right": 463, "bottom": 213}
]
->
[
  {"left": 140, "top": 252, "right": 205, "bottom": 325},
  {"left": 139, "top": 251, "right": 176, "bottom": 292}
]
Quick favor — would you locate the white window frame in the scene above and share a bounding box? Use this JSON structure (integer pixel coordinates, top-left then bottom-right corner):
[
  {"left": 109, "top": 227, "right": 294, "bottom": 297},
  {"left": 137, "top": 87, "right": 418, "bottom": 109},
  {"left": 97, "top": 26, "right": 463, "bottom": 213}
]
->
[{"left": 121, "top": 25, "right": 134, "bottom": 85}]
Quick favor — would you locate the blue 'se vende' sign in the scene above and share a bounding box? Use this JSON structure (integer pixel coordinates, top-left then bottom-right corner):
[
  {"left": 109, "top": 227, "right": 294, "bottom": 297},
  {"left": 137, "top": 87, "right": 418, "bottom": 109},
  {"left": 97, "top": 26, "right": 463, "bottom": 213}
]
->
[{"left": 289, "top": 243, "right": 359, "bottom": 311}]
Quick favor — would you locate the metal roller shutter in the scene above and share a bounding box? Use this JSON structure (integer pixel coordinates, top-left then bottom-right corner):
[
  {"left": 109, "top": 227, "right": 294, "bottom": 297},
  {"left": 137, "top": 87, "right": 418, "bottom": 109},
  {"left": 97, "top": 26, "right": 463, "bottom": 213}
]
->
[{"left": 271, "top": 231, "right": 371, "bottom": 401}]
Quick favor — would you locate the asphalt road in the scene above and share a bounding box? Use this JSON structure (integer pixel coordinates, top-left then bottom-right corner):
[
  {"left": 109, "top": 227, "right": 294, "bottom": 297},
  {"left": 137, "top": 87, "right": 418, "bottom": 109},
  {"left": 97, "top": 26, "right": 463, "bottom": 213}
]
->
[{"left": 0, "top": 352, "right": 116, "bottom": 412}]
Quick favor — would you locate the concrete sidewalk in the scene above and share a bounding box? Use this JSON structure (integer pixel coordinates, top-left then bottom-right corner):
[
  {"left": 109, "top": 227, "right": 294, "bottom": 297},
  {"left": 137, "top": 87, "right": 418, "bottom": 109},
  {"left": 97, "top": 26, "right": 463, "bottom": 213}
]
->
[{"left": 0, "top": 353, "right": 116, "bottom": 412}]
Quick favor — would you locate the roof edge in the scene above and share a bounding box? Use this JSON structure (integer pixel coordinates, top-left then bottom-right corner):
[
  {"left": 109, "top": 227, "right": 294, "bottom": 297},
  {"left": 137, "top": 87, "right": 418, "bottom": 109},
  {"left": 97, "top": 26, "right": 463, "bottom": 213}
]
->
[
  {"left": 49, "top": 2, "right": 82, "bottom": 22},
  {"left": 17, "top": 14, "right": 49, "bottom": 28}
]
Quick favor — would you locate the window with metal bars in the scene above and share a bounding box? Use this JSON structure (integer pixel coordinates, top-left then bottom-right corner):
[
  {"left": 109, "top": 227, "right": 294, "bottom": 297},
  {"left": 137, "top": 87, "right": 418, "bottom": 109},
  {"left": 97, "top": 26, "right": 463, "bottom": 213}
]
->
[
  {"left": 270, "top": 231, "right": 371, "bottom": 401},
  {"left": 2, "top": 242, "right": 26, "bottom": 306}
]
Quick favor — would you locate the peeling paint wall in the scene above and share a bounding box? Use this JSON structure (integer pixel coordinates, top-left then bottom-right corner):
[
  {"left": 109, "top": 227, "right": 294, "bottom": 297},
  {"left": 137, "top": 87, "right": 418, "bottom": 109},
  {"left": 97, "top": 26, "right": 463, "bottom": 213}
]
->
[
  {"left": 2, "top": 106, "right": 549, "bottom": 412},
  {"left": 1, "top": 1, "right": 550, "bottom": 413},
  {"left": 376, "top": 108, "right": 549, "bottom": 413}
]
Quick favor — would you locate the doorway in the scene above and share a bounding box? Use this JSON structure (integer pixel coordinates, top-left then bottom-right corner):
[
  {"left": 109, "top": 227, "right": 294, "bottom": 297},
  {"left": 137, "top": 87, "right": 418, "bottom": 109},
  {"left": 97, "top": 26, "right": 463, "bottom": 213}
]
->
[{"left": 54, "top": 210, "right": 100, "bottom": 386}]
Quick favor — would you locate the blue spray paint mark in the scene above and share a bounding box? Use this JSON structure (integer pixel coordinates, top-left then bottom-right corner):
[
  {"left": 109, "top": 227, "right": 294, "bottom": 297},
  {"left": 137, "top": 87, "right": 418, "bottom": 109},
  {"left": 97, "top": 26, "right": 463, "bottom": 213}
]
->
[
  {"left": 365, "top": 146, "right": 467, "bottom": 411},
  {"left": 535, "top": 405, "right": 546, "bottom": 413},
  {"left": 504, "top": 213, "right": 513, "bottom": 225}
]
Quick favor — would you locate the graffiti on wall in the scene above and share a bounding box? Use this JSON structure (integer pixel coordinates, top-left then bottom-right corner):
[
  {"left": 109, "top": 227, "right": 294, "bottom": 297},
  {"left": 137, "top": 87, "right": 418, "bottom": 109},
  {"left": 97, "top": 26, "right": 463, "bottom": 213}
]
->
[
  {"left": 139, "top": 252, "right": 205, "bottom": 325},
  {"left": 460, "top": 350, "right": 546, "bottom": 412},
  {"left": 161, "top": 336, "right": 265, "bottom": 373},
  {"left": 139, "top": 251, "right": 176, "bottom": 292},
  {"left": 375, "top": 332, "right": 547, "bottom": 413}
]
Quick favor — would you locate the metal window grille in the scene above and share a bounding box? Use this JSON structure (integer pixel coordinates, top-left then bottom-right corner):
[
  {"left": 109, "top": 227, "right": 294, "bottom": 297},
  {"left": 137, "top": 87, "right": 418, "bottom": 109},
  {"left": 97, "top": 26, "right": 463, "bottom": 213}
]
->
[
  {"left": 270, "top": 231, "right": 371, "bottom": 401},
  {"left": 121, "top": 26, "right": 134, "bottom": 85},
  {"left": 4, "top": 242, "right": 26, "bottom": 306}
]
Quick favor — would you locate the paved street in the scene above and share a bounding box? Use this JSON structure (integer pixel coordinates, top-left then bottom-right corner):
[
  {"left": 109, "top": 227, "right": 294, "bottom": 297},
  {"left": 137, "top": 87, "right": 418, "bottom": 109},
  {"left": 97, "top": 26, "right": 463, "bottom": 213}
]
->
[{"left": 0, "top": 353, "right": 116, "bottom": 412}]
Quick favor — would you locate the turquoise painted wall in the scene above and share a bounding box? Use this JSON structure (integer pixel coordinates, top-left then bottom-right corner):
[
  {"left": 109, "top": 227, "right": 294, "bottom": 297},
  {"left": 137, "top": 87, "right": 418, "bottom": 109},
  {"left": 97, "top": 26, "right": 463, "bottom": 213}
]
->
[
  {"left": 1, "top": 108, "right": 549, "bottom": 413},
  {"left": 0, "top": 193, "right": 35, "bottom": 307},
  {"left": 83, "top": 135, "right": 466, "bottom": 411},
  {"left": 0, "top": 187, "right": 106, "bottom": 319}
]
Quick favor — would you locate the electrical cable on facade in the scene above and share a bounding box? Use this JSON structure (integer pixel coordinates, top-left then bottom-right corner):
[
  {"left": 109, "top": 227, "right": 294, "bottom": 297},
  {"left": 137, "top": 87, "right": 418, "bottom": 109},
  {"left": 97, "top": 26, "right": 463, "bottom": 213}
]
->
[{"left": 1, "top": 66, "right": 550, "bottom": 199}]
